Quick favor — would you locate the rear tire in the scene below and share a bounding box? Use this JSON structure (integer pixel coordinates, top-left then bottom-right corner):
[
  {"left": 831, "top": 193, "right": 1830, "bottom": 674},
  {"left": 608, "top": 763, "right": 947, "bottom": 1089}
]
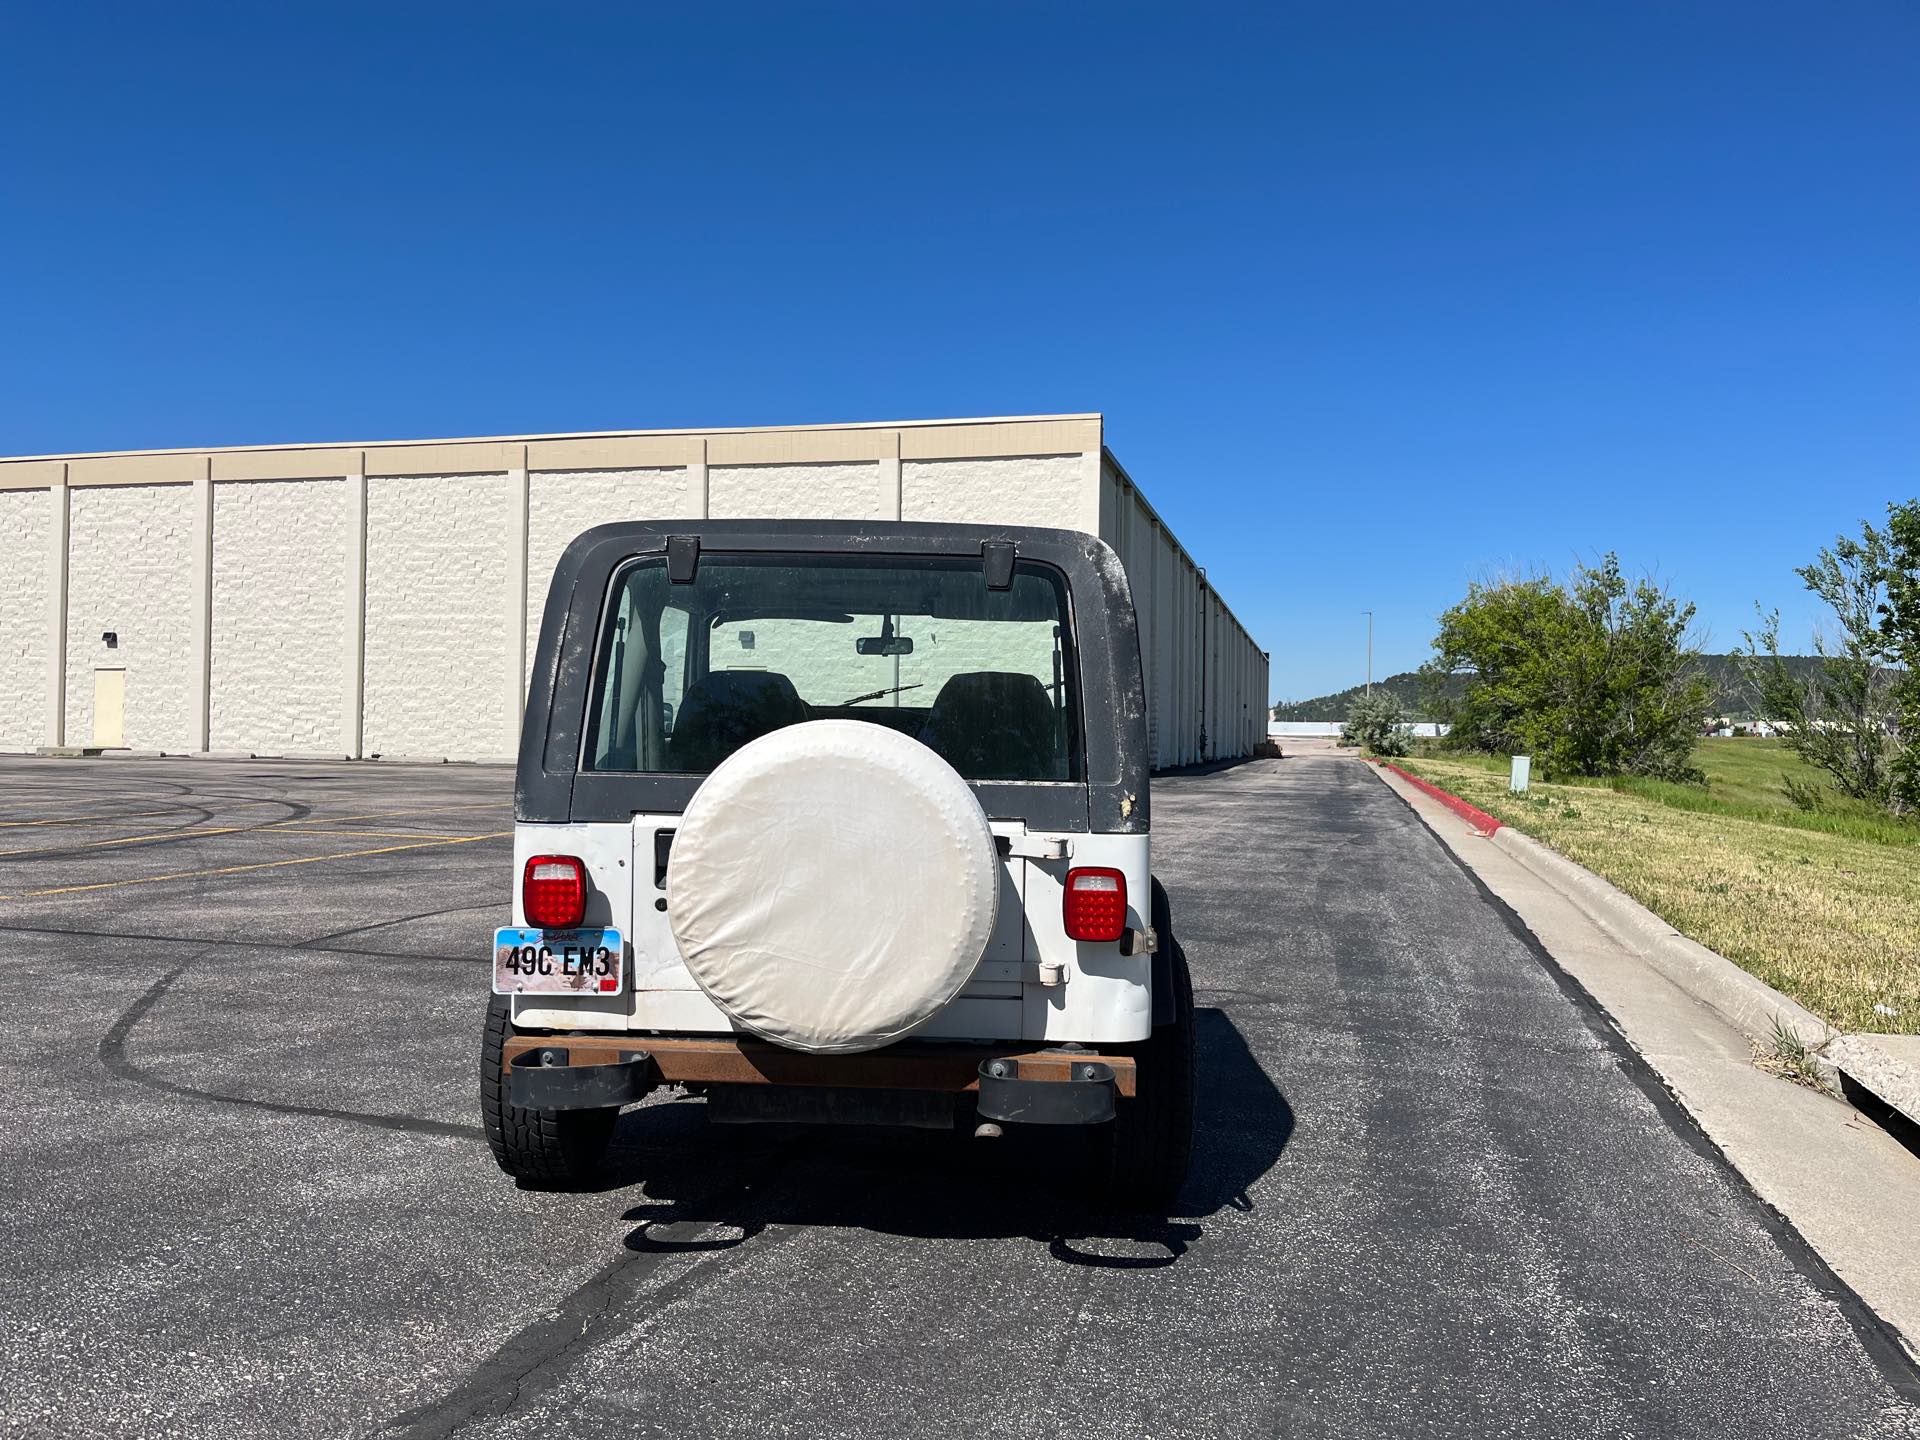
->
[
  {"left": 480, "top": 994, "right": 618, "bottom": 1188},
  {"left": 1101, "top": 879, "right": 1196, "bottom": 1212}
]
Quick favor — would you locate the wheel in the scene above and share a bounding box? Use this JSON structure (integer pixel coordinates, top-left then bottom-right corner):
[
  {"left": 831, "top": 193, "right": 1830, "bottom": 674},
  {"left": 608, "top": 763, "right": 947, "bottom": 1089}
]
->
[
  {"left": 480, "top": 994, "right": 619, "bottom": 1188},
  {"left": 1101, "top": 879, "right": 1196, "bottom": 1212}
]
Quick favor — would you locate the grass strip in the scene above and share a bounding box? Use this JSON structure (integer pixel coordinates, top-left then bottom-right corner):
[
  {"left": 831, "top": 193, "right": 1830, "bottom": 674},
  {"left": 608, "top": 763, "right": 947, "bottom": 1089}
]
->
[{"left": 1394, "top": 745, "right": 1920, "bottom": 1037}]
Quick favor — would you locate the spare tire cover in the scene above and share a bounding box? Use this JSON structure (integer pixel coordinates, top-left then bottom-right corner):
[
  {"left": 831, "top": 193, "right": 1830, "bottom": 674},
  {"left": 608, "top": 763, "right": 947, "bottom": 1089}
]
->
[{"left": 666, "top": 719, "right": 999, "bottom": 1054}]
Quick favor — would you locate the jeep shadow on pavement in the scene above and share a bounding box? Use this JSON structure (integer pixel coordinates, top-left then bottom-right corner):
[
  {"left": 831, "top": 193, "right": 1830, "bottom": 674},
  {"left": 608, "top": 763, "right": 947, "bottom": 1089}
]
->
[{"left": 520, "top": 1006, "right": 1290, "bottom": 1273}]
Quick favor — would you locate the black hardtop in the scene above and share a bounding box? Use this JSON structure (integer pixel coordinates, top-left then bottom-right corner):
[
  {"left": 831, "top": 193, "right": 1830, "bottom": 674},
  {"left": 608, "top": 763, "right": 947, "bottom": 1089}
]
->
[{"left": 517, "top": 519, "right": 1150, "bottom": 833}]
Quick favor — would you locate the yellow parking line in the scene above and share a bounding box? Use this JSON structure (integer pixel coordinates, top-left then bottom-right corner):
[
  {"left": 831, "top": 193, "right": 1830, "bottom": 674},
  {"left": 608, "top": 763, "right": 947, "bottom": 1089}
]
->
[
  {"left": 276, "top": 802, "right": 504, "bottom": 827},
  {"left": 0, "top": 824, "right": 492, "bottom": 854},
  {"left": 0, "top": 831, "right": 513, "bottom": 901},
  {"left": 0, "top": 811, "right": 505, "bottom": 859},
  {"left": 0, "top": 800, "right": 501, "bottom": 836},
  {"left": 0, "top": 824, "right": 263, "bottom": 859},
  {"left": 0, "top": 807, "right": 196, "bottom": 831},
  {"left": 262, "top": 828, "right": 486, "bottom": 839}
]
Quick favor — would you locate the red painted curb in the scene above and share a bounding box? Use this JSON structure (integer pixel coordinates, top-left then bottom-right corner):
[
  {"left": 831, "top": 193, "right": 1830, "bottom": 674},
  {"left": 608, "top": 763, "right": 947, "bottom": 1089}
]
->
[{"left": 1378, "top": 762, "right": 1503, "bottom": 835}]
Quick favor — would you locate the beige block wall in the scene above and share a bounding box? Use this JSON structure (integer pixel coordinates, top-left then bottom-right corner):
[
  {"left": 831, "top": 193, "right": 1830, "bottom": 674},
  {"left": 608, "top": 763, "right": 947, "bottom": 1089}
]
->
[
  {"left": 64, "top": 485, "right": 198, "bottom": 751},
  {"left": 362, "top": 473, "right": 514, "bottom": 760},
  {"left": 0, "top": 489, "right": 50, "bottom": 751},
  {"left": 0, "top": 417, "right": 1267, "bottom": 764},
  {"left": 901, "top": 455, "right": 1093, "bottom": 532},
  {"left": 708, "top": 462, "right": 891, "bottom": 521},
  {"left": 209, "top": 479, "right": 349, "bottom": 754},
  {"left": 524, "top": 467, "right": 699, "bottom": 688}
]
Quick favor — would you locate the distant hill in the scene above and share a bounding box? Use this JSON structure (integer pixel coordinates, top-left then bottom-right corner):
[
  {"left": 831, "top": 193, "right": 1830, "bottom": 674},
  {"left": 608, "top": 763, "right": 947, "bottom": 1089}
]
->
[
  {"left": 1271, "top": 654, "right": 1825, "bottom": 724},
  {"left": 1271, "top": 672, "right": 1446, "bottom": 724}
]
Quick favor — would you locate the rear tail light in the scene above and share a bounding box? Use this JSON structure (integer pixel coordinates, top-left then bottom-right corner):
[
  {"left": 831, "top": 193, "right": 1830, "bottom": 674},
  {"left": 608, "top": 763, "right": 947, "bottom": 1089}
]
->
[
  {"left": 523, "top": 855, "right": 587, "bottom": 929},
  {"left": 1063, "top": 867, "right": 1128, "bottom": 942}
]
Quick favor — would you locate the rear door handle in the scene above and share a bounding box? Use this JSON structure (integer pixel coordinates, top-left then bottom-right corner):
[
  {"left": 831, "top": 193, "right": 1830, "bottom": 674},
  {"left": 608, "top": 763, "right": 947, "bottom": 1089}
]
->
[{"left": 996, "top": 833, "right": 1071, "bottom": 861}]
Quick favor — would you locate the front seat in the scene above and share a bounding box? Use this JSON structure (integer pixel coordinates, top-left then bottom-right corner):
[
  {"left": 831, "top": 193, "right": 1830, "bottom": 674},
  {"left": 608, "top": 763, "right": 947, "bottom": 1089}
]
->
[
  {"left": 669, "top": 671, "right": 809, "bottom": 772},
  {"left": 918, "top": 671, "right": 1060, "bottom": 781}
]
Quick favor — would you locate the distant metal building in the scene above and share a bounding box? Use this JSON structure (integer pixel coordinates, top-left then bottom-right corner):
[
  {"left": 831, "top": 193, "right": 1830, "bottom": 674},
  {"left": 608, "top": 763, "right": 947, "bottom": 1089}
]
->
[{"left": 0, "top": 414, "right": 1267, "bottom": 767}]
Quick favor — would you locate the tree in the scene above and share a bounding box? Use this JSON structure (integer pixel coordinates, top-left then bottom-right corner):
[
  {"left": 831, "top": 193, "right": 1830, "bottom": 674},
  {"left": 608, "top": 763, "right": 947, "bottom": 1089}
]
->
[
  {"left": 1881, "top": 502, "right": 1920, "bottom": 813},
  {"left": 1741, "top": 520, "right": 1901, "bottom": 807},
  {"left": 1340, "top": 689, "right": 1413, "bottom": 756},
  {"left": 1422, "top": 555, "right": 1711, "bottom": 781}
]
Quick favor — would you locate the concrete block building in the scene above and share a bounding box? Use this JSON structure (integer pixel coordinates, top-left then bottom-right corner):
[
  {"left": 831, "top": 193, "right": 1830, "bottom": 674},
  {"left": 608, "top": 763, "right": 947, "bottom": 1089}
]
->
[{"left": 0, "top": 414, "right": 1268, "bottom": 768}]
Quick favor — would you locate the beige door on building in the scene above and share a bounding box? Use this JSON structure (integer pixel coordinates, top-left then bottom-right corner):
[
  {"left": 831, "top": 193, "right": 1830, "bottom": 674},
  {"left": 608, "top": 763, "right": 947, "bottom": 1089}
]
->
[{"left": 92, "top": 668, "right": 126, "bottom": 748}]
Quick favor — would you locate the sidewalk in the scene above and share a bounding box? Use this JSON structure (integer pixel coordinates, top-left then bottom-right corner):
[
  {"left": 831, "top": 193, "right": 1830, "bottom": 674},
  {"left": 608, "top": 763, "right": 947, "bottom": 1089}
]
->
[{"left": 1371, "top": 759, "right": 1920, "bottom": 1359}]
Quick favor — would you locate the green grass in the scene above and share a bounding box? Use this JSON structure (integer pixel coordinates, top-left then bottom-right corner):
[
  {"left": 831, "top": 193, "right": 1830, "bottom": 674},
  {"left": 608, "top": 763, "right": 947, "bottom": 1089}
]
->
[
  {"left": 1393, "top": 741, "right": 1920, "bottom": 1036},
  {"left": 1403, "top": 738, "right": 1918, "bottom": 846}
]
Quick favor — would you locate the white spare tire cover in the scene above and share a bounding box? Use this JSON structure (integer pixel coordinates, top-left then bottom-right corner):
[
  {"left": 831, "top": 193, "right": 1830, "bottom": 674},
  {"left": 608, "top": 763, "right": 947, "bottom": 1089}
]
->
[{"left": 666, "top": 719, "right": 999, "bottom": 1054}]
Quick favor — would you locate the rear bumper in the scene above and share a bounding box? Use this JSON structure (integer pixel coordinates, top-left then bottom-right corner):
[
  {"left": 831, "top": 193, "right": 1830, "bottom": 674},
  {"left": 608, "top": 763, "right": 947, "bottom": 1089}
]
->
[{"left": 502, "top": 1032, "right": 1134, "bottom": 1123}]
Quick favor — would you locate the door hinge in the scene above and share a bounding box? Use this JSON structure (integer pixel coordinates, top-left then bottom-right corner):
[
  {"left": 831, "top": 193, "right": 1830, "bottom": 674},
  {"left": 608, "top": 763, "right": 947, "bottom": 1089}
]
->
[{"left": 998, "top": 833, "right": 1071, "bottom": 861}]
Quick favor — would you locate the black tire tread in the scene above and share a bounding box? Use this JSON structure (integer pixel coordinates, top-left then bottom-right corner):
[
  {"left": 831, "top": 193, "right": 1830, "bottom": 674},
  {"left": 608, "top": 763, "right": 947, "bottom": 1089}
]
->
[{"left": 480, "top": 994, "right": 618, "bottom": 1188}]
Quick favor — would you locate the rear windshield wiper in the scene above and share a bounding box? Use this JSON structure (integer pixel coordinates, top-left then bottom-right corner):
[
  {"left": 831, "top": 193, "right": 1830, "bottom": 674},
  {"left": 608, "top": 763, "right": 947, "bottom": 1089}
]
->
[{"left": 841, "top": 682, "right": 925, "bottom": 706}]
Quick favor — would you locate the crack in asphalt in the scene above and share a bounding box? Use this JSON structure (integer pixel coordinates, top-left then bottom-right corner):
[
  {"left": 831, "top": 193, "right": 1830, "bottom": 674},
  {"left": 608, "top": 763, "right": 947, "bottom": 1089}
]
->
[{"left": 374, "top": 1149, "right": 809, "bottom": 1439}]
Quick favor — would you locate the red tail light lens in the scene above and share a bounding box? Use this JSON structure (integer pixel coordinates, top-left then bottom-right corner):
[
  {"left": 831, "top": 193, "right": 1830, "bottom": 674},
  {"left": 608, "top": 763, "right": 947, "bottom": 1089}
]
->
[
  {"left": 1063, "top": 867, "right": 1128, "bottom": 942},
  {"left": 523, "top": 855, "right": 587, "bottom": 929}
]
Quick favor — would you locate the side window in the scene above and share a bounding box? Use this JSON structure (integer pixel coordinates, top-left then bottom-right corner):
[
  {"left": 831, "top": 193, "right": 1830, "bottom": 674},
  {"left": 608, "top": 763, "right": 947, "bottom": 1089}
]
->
[{"left": 584, "top": 561, "right": 674, "bottom": 773}]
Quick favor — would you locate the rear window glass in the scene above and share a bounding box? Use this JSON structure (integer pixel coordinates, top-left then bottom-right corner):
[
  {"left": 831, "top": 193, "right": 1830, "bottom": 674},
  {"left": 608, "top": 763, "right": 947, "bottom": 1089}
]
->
[{"left": 582, "top": 553, "right": 1080, "bottom": 782}]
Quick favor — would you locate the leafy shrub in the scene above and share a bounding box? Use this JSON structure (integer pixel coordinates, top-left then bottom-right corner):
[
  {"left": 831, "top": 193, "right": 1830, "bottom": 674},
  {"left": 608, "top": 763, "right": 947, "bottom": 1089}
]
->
[
  {"left": 1341, "top": 691, "right": 1414, "bottom": 757},
  {"left": 1422, "top": 554, "right": 1711, "bottom": 781}
]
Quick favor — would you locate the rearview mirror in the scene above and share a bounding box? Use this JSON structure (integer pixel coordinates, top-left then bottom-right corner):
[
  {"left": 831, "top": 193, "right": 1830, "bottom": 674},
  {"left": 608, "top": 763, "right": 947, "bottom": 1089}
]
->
[{"left": 856, "top": 636, "right": 914, "bottom": 656}]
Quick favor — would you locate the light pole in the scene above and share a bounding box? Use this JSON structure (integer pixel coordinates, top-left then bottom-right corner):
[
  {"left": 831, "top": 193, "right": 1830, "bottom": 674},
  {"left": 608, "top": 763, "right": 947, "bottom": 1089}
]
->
[{"left": 1363, "top": 610, "right": 1373, "bottom": 696}]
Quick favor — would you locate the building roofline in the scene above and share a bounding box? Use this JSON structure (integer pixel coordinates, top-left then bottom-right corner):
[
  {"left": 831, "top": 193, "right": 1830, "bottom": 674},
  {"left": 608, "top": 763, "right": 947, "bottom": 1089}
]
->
[{"left": 0, "top": 413, "right": 1104, "bottom": 466}]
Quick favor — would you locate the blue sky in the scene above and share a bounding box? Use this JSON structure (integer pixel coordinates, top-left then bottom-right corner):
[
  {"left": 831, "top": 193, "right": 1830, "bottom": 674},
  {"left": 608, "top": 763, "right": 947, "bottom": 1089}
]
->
[{"left": 3, "top": 3, "right": 1915, "bottom": 701}]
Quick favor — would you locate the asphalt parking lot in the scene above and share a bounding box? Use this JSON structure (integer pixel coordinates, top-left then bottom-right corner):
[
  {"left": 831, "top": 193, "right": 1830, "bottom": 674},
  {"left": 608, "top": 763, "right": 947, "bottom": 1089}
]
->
[{"left": 3, "top": 751, "right": 1918, "bottom": 1439}]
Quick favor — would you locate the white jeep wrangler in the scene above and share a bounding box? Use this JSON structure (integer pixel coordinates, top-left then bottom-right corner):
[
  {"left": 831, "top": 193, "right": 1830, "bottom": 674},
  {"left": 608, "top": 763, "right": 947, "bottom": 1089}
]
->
[{"left": 484, "top": 522, "right": 1194, "bottom": 1208}]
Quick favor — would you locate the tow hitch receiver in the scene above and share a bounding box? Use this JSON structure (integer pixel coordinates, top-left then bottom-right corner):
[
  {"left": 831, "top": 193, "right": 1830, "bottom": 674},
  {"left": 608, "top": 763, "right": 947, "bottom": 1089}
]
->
[
  {"left": 509, "top": 1046, "right": 656, "bottom": 1110},
  {"left": 975, "top": 1056, "right": 1118, "bottom": 1126}
]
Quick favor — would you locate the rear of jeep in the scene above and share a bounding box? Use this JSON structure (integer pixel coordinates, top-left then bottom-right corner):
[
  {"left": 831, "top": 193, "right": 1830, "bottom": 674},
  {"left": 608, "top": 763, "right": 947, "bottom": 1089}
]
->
[{"left": 484, "top": 521, "right": 1194, "bottom": 1209}]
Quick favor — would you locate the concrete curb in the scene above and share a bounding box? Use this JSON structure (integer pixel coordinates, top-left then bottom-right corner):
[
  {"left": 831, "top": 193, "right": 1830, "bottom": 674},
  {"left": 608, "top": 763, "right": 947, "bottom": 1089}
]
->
[
  {"left": 1377, "top": 760, "right": 1503, "bottom": 835},
  {"left": 1487, "top": 824, "right": 1836, "bottom": 1058},
  {"left": 1827, "top": 1035, "right": 1920, "bottom": 1129},
  {"left": 1372, "top": 763, "right": 1920, "bottom": 1121}
]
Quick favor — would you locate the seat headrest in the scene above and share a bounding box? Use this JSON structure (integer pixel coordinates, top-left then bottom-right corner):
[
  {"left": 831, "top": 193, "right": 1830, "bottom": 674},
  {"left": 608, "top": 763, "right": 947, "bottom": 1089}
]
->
[
  {"left": 671, "top": 670, "right": 809, "bottom": 772},
  {"left": 919, "top": 670, "right": 1061, "bottom": 781}
]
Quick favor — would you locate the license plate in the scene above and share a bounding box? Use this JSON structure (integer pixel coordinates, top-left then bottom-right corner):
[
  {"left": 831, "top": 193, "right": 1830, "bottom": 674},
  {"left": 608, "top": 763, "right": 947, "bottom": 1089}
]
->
[{"left": 492, "top": 927, "right": 625, "bottom": 996}]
